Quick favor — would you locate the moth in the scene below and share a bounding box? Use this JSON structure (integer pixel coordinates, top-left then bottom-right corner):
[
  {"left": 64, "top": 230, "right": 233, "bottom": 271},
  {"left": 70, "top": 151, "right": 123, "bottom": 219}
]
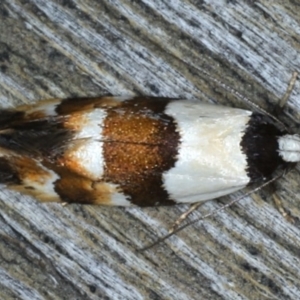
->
[{"left": 0, "top": 93, "right": 299, "bottom": 211}]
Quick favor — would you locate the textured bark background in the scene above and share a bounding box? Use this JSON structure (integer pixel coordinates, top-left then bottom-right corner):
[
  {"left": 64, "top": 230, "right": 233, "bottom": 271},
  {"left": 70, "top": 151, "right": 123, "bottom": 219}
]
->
[{"left": 1, "top": 0, "right": 300, "bottom": 299}]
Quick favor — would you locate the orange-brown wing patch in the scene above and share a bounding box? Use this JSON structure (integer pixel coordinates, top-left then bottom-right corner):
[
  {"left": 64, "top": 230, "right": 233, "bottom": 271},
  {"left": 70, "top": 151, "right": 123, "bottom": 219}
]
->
[
  {"left": 102, "top": 98, "right": 180, "bottom": 206},
  {"left": 47, "top": 164, "right": 129, "bottom": 205}
]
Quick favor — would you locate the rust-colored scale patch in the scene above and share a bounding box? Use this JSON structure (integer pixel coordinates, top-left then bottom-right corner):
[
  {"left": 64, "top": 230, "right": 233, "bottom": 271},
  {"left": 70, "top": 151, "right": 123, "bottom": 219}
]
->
[
  {"left": 7, "top": 156, "right": 61, "bottom": 202},
  {"left": 102, "top": 98, "right": 180, "bottom": 206},
  {"left": 56, "top": 96, "right": 123, "bottom": 115},
  {"left": 12, "top": 156, "right": 47, "bottom": 182},
  {"left": 63, "top": 112, "right": 87, "bottom": 131},
  {"left": 44, "top": 162, "right": 116, "bottom": 205}
]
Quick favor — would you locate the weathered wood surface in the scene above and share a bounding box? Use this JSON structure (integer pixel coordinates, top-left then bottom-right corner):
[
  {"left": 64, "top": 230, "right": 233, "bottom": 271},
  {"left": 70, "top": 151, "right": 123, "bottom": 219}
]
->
[{"left": 1, "top": 0, "right": 300, "bottom": 299}]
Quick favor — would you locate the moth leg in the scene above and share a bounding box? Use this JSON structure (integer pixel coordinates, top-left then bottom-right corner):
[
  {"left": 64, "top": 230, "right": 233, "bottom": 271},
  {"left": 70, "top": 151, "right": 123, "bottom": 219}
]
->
[
  {"left": 272, "top": 192, "right": 295, "bottom": 223},
  {"left": 267, "top": 179, "right": 295, "bottom": 223},
  {"left": 274, "top": 71, "right": 298, "bottom": 115},
  {"left": 169, "top": 202, "right": 204, "bottom": 234}
]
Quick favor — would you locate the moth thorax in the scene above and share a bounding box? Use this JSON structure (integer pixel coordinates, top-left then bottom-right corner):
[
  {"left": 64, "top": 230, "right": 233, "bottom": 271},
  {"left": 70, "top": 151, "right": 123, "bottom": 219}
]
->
[{"left": 278, "top": 134, "right": 300, "bottom": 162}]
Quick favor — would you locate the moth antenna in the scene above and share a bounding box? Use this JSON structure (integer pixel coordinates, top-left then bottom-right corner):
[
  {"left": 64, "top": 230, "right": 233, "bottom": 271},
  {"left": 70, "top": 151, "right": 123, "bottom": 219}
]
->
[
  {"left": 196, "top": 67, "right": 297, "bottom": 131},
  {"left": 140, "top": 172, "right": 284, "bottom": 252}
]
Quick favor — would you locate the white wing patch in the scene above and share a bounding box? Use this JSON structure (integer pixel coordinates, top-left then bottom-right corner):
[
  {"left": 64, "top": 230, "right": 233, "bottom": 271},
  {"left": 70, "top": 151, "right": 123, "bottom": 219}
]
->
[
  {"left": 64, "top": 108, "right": 107, "bottom": 180},
  {"left": 163, "top": 100, "right": 251, "bottom": 203}
]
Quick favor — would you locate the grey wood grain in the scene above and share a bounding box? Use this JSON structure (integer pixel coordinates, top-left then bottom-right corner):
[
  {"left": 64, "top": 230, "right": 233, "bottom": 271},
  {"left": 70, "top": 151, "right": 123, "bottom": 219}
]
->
[{"left": 1, "top": 0, "right": 300, "bottom": 299}]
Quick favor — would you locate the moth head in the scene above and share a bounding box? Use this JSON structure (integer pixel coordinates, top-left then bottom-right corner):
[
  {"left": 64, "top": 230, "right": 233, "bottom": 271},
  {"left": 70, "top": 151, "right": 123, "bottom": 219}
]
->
[{"left": 278, "top": 134, "right": 300, "bottom": 162}]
